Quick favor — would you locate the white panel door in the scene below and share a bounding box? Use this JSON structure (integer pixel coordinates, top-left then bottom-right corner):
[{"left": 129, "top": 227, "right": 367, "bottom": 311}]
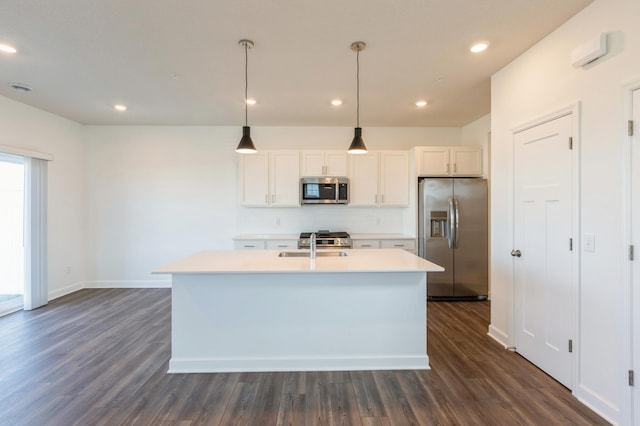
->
[
  {"left": 632, "top": 88, "right": 640, "bottom": 424},
  {"left": 513, "top": 114, "right": 574, "bottom": 389}
]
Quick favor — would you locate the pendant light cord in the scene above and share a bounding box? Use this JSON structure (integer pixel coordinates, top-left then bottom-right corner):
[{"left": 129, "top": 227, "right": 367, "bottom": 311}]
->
[
  {"left": 244, "top": 43, "right": 249, "bottom": 127},
  {"left": 356, "top": 48, "right": 360, "bottom": 127}
]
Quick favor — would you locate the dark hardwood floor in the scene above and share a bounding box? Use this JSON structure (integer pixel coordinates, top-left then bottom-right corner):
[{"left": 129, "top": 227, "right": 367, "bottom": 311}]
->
[{"left": 0, "top": 289, "right": 608, "bottom": 425}]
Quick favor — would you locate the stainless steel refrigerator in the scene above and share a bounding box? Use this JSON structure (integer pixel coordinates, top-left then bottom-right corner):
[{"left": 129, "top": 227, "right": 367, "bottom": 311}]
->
[{"left": 418, "top": 178, "right": 488, "bottom": 300}]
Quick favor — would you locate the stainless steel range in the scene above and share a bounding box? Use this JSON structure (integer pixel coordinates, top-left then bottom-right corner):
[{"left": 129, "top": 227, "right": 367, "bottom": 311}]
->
[{"left": 298, "top": 230, "right": 351, "bottom": 249}]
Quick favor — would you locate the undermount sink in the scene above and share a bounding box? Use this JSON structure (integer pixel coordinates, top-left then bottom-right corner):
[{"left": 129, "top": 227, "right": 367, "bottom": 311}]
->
[{"left": 278, "top": 251, "right": 348, "bottom": 258}]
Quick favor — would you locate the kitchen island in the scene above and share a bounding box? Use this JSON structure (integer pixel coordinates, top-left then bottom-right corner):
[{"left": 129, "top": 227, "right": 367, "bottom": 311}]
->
[{"left": 154, "top": 249, "right": 443, "bottom": 373}]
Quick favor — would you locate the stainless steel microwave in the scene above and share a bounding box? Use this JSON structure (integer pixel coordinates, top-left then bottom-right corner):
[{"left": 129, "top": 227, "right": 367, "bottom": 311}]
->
[{"left": 300, "top": 177, "right": 349, "bottom": 204}]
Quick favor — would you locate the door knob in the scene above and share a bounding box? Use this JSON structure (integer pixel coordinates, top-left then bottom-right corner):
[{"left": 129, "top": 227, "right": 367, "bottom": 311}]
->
[{"left": 511, "top": 249, "right": 522, "bottom": 257}]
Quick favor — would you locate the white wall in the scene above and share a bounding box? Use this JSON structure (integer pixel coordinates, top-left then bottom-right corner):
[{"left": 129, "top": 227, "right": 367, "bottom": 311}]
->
[
  {"left": 490, "top": 0, "right": 639, "bottom": 423},
  {"left": 0, "top": 96, "right": 87, "bottom": 300},
  {"left": 84, "top": 125, "right": 462, "bottom": 285},
  {"left": 461, "top": 113, "right": 491, "bottom": 179}
]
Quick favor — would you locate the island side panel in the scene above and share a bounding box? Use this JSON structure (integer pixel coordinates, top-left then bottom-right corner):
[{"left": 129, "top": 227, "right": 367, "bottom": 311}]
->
[{"left": 169, "top": 271, "right": 428, "bottom": 373}]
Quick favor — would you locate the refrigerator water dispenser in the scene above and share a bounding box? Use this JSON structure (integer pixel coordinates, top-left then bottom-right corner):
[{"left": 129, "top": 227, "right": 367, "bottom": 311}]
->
[{"left": 430, "top": 211, "right": 448, "bottom": 237}]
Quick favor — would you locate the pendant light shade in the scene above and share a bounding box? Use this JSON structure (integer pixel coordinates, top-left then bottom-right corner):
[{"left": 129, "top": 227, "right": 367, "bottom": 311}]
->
[
  {"left": 348, "top": 41, "right": 367, "bottom": 154},
  {"left": 236, "top": 39, "right": 257, "bottom": 154},
  {"left": 236, "top": 126, "right": 256, "bottom": 153},
  {"left": 348, "top": 127, "right": 367, "bottom": 154}
]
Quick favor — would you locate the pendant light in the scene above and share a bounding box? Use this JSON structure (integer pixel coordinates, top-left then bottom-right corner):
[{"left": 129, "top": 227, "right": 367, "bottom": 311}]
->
[
  {"left": 348, "top": 41, "right": 367, "bottom": 154},
  {"left": 236, "top": 39, "right": 257, "bottom": 154}
]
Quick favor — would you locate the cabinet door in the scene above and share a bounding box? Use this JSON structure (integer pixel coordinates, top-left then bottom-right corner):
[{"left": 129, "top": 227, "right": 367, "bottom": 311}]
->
[
  {"left": 234, "top": 240, "right": 266, "bottom": 249},
  {"left": 353, "top": 239, "right": 380, "bottom": 249},
  {"left": 325, "top": 151, "right": 348, "bottom": 176},
  {"left": 381, "top": 239, "right": 416, "bottom": 253},
  {"left": 270, "top": 151, "right": 300, "bottom": 206},
  {"left": 266, "top": 239, "right": 298, "bottom": 249},
  {"left": 301, "top": 151, "right": 325, "bottom": 176},
  {"left": 379, "top": 151, "right": 409, "bottom": 206},
  {"left": 240, "top": 152, "right": 269, "bottom": 206},
  {"left": 349, "top": 153, "right": 379, "bottom": 206},
  {"left": 451, "top": 147, "right": 482, "bottom": 176},
  {"left": 418, "top": 147, "right": 450, "bottom": 176}
]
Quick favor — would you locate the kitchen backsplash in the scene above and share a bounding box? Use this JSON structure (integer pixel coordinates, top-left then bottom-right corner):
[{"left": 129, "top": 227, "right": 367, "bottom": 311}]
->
[{"left": 235, "top": 204, "right": 413, "bottom": 235}]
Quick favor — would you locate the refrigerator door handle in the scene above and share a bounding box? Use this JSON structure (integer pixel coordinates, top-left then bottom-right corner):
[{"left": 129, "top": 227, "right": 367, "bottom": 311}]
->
[
  {"left": 448, "top": 197, "right": 455, "bottom": 249},
  {"left": 454, "top": 197, "right": 460, "bottom": 248}
]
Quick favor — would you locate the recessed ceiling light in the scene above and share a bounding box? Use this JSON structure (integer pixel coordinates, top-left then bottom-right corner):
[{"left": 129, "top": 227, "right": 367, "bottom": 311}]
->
[
  {"left": 415, "top": 100, "right": 428, "bottom": 107},
  {"left": 470, "top": 42, "right": 489, "bottom": 53},
  {"left": 10, "top": 83, "right": 31, "bottom": 93},
  {"left": 114, "top": 104, "right": 127, "bottom": 111},
  {"left": 331, "top": 99, "right": 343, "bottom": 106},
  {"left": 246, "top": 98, "right": 257, "bottom": 105},
  {"left": 0, "top": 43, "right": 17, "bottom": 54}
]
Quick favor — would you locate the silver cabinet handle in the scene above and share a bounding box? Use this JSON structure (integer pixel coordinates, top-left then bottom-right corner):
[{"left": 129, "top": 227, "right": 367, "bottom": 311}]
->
[{"left": 511, "top": 249, "right": 522, "bottom": 257}]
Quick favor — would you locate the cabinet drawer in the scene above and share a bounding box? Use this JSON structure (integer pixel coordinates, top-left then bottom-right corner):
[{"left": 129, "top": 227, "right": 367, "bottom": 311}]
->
[
  {"left": 234, "top": 240, "right": 266, "bottom": 250},
  {"left": 353, "top": 240, "right": 380, "bottom": 249},
  {"left": 381, "top": 239, "right": 416, "bottom": 250},
  {"left": 266, "top": 240, "right": 298, "bottom": 249}
]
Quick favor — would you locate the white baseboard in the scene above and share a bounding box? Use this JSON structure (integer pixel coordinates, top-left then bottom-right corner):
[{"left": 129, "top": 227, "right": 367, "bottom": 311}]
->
[
  {"left": 487, "top": 324, "right": 509, "bottom": 348},
  {"left": 574, "top": 384, "right": 620, "bottom": 425},
  {"left": 168, "top": 355, "right": 431, "bottom": 374},
  {"left": 49, "top": 281, "right": 85, "bottom": 301},
  {"left": 84, "top": 280, "right": 172, "bottom": 289}
]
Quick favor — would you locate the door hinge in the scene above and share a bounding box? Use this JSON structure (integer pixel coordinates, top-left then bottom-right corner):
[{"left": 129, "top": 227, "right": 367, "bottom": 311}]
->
[
  {"left": 630, "top": 245, "right": 635, "bottom": 261},
  {"left": 629, "top": 370, "right": 635, "bottom": 386},
  {"left": 569, "top": 137, "right": 573, "bottom": 150},
  {"left": 568, "top": 339, "right": 573, "bottom": 353},
  {"left": 569, "top": 238, "right": 573, "bottom": 251},
  {"left": 629, "top": 120, "right": 634, "bottom": 137}
]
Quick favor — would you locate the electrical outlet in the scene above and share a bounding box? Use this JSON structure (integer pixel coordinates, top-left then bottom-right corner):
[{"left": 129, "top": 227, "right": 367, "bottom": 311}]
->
[{"left": 583, "top": 233, "right": 595, "bottom": 252}]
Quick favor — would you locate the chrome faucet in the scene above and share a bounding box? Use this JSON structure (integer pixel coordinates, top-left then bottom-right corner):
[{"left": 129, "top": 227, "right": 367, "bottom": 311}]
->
[{"left": 310, "top": 232, "right": 317, "bottom": 259}]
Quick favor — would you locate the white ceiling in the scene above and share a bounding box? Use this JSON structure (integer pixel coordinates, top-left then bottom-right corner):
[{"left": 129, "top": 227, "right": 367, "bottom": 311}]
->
[{"left": 0, "top": 0, "right": 593, "bottom": 127}]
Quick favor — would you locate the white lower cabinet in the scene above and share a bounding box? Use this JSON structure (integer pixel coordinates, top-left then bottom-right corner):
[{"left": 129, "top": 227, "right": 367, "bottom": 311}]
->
[
  {"left": 352, "top": 238, "right": 416, "bottom": 254},
  {"left": 353, "top": 239, "right": 380, "bottom": 249},
  {"left": 234, "top": 240, "right": 266, "bottom": 250},
  {"left": 234, "top": 238, "right": 298, "bottom": 250},
  {"left": 381, "top": 239, "right": 416, "bottom": 254},
  {"left": 266, "top": 240, "right": 298, "bottom": 250}
]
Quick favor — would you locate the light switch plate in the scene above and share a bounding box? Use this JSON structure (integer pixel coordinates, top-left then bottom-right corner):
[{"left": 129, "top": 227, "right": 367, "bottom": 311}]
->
[{"left": 583, "top": 233, "right": 595, "bottom": 252}]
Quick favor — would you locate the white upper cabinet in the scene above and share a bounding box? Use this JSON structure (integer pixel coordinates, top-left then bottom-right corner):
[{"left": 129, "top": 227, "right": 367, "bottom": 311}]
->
[
  {"left": 349, "top": 151, "right": 410, "bottom": 207},
  {"left": 417, "top": 146, "right": 482, "bottom": 177},
  {"left": 379, "top": 151, "right": 410, "bottom": 206},
  {"left": 349, "top": 152, "right": 379, "bottom": 206},
  {"left": 240, "top": 151, "right": 300, "bottom": 207},
  {"left": 240, "top": 152, "right": 270, "bottom": 206},
  {"left": 301, "top": 151, "right": 348, "bottom": 177}
]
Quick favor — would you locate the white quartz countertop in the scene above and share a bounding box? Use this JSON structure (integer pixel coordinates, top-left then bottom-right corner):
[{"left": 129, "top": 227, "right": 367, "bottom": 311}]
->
[
  {"left": 233, "top": 233, "right": 416, "bottom": 240},
  {"left": 154, "top": 249, "right": 442, "bottom": 274}
]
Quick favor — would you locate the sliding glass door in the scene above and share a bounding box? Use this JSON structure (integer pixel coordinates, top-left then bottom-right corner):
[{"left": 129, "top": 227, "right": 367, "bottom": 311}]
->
[{"left": 0, "top": 153, "right": 25, "bottom": 316}]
